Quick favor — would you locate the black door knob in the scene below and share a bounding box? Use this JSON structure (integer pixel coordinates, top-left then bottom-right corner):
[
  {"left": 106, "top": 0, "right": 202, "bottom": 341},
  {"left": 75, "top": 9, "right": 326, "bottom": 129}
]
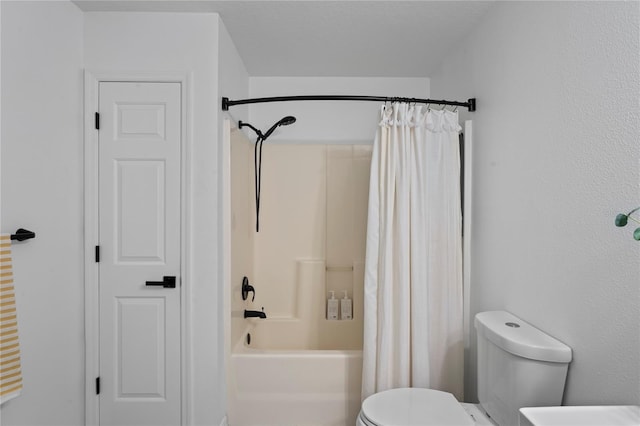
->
[{"left": 145, "top": 276, "right": 176, "bottom": 288}]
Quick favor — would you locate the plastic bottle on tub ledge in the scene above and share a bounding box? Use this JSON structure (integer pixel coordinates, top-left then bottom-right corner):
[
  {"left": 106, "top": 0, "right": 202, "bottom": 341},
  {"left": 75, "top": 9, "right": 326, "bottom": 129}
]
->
[
  {"left": 327, "top": 291, "right": 339, "bottom": 320},
  {"left": 340, "top": 290, "right": 352, "bottom": 320}
]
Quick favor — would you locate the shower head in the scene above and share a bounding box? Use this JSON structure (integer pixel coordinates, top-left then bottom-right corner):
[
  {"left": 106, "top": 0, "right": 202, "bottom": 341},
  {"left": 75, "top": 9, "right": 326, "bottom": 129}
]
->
[
  {"left": 263, "top": 116, "right": 297, "bottom": 140},
  {"left": 278, "top": 116, "right": 297, "bottom": 126}
]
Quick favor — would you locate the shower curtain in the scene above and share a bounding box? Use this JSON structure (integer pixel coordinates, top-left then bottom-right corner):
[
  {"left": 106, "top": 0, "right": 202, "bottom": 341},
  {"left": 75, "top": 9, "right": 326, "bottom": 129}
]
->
[{"left": 362, "top": 103, "right": 464, "bottom": 401}]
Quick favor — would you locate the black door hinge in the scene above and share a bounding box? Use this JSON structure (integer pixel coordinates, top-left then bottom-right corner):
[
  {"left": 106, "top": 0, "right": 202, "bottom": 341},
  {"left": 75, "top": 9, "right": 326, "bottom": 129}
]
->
[
  {"left": 95, "top": 112, "right": 100, "bottom": 130},
  {"left": 95, "top": 246, "right": 100, "bottom": 263},
  {"left": 96, "top": 377, "right": 100, "bottom": 395}
]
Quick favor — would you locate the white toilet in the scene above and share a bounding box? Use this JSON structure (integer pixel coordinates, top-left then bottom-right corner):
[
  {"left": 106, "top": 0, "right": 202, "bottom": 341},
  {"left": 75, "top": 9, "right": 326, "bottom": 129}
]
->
[{"left": 357, "top": 311, "right": 572, "bottom": 426}]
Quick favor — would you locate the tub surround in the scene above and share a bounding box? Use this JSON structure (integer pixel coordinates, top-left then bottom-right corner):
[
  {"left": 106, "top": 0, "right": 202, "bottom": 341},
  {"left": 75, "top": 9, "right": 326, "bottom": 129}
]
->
[
  {"left": 239, "top": 144, "right": 370, "bottom": 344},
  {"left": 228, "top": 142, "right": 371, "bottom": 425}
]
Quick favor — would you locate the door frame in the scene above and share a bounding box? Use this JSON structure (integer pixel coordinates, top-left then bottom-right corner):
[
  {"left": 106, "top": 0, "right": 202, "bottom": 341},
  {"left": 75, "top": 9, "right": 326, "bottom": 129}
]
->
[{"left": 83, "top": 71, "right": 192, "bottom": 426}]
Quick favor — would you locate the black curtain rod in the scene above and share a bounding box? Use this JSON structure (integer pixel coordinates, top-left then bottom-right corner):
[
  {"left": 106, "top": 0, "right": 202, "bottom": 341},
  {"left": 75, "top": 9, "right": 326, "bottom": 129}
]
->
[{"left": 222, "top": 95, "right": 476, "bottom": 112}]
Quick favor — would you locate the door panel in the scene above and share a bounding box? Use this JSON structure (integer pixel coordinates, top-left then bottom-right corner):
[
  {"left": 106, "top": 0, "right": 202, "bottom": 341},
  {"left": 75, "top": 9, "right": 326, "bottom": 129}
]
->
[
  {"left": 115, "top": 159, "right": 166, "bottom": 263},
  {"left": 116, "top": 103, "right": 167, "bottom": 140},
  {"left": 117, "top": 297, "right": 166, "bottom": 398},
  {"left": 98, "top": 81, "right": 181, "bottom": 426}
]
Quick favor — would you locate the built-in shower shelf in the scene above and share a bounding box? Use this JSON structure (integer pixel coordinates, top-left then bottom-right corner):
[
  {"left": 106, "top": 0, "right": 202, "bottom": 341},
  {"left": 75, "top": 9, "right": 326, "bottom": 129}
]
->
[{"left": 326, "top": 265, "right": 354, "bottom": 271}]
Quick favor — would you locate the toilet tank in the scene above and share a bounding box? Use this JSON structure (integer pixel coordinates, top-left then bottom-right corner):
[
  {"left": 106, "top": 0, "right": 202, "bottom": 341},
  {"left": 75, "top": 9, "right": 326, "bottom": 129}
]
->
[{"left": 475, "top": 311, "right": 572, "bottom": 426}]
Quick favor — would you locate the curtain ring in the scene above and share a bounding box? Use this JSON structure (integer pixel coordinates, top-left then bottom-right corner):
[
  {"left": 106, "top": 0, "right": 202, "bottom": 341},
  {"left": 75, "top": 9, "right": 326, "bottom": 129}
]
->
[{"left": 453, "top": 106, "right": 458, "bottom": 112}]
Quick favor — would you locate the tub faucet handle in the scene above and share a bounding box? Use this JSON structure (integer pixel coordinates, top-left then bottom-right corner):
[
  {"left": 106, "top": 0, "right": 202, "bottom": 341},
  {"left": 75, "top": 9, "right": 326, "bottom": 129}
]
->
[{"left": 242, "top": 276, "right": 255, "bottom": 302}]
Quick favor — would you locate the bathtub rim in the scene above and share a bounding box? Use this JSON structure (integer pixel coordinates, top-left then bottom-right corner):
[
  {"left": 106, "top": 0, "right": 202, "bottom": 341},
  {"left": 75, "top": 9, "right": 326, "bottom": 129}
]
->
[{"left": 233, "top": 322, "right": 364, "bottom": 356}]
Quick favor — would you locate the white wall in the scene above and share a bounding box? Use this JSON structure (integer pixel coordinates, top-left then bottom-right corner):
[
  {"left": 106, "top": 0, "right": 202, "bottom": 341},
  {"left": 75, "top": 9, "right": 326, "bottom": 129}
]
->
[
  {"left": 1, "top": 6, "right": 248, "bottom": 425},
  {"left": 247, "top": 77, "right": 429, "bottom": 143},
  {"left": 430, "top": 1, "right": 640, "bottom": 405},
  {"left": 1, "top": 1, "right": 84, "bottom": 424},
  {"left": 84, "top": 12, "right": 224, "bottom": 424},
  {"left": 218, "top": 18, "right": 250, "bottom": 423}
]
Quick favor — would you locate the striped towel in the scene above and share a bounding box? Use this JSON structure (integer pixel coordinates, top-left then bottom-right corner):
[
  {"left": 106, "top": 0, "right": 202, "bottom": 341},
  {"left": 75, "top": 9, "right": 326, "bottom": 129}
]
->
[{"left": 0, "top": 235, "right": 23, "bottom": 404}]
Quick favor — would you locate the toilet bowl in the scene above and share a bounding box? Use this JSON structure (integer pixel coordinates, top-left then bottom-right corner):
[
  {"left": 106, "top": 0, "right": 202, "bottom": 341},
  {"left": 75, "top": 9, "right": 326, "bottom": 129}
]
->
[
  {"left": 356, "top": 388, "right": 496, "bottom": 426},
  {"left": 357, "top": 311, "right": 572, "bottom": 426}
]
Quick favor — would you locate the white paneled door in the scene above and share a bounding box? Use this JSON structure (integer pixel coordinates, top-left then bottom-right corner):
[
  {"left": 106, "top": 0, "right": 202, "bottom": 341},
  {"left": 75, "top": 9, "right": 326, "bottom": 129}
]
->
[{"left": 98, "top": 82, "right": 182, "bottom": 426}]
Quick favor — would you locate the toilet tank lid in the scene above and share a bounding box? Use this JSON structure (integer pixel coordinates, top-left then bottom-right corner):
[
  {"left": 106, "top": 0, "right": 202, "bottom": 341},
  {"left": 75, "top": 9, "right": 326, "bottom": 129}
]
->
[{"left": 474, "top": 311, "right": 572, "bottom": 363}]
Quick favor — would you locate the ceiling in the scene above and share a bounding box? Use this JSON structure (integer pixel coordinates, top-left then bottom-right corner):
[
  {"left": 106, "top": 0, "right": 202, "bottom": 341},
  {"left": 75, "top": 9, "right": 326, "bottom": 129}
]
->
[{"left": 73, "top": 1, "right": 496, "bottom": 77}]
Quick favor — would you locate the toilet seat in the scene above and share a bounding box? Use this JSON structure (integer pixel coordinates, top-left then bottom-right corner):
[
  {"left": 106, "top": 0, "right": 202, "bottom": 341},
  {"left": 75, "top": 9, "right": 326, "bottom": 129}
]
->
[{"left": 359, "top": 388, "right": 475, "bottom": 426}]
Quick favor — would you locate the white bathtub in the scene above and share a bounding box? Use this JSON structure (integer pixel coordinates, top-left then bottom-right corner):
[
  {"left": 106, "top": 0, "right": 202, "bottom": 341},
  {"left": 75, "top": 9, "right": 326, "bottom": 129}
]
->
[{"left": 228, "top": 321, "right": 363, "bottom": 426}]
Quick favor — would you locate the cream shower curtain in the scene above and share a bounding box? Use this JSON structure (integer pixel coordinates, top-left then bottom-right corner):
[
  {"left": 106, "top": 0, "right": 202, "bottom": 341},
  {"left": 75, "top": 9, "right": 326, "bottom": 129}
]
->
[{"left": 362, "top": 103, "right": 464, "bottom": 401}]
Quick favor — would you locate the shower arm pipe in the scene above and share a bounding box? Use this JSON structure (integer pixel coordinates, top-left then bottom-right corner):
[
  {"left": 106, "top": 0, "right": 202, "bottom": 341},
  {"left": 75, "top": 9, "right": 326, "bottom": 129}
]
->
[
  {"left": 238, "top": 120, "right": 265, "bottom": 140},
  {"left": 222, "top": 95, "right": 476, "bottom": 112}
]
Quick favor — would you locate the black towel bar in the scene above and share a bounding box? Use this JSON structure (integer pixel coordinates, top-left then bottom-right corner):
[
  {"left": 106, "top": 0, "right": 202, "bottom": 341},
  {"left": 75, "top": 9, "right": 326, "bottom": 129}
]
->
[{"left": 10, "top": 228, "right": 36, "bottom": 241}]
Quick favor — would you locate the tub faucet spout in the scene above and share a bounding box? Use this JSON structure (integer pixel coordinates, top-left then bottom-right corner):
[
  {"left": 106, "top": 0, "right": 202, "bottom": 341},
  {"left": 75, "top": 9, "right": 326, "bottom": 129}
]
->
[{"left": 244, "top": 308, "right": 267, "bottom": 319}]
